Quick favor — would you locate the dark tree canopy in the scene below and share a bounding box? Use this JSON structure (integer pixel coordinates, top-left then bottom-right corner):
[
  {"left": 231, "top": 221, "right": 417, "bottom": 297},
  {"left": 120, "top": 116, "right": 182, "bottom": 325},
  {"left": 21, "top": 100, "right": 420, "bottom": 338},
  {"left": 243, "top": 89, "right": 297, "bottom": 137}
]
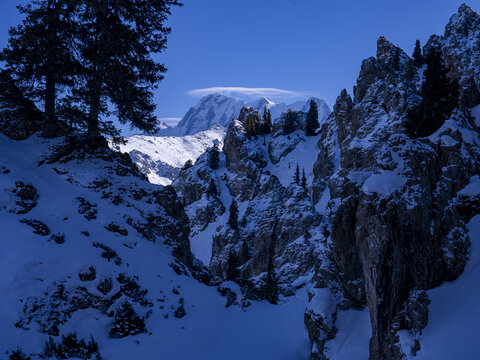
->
[
  {"left": 208, "top": 143, "right": 220, "bottom": 169},
  {"left": 245, "top": 113, "right": 257, "bottom": 137},
  {"left": 206, "top": 178, "right": 218, "bottom": 197},
  {"left": 305, "top": 99, "right": 319, "bottom": 136},
  {"left": 294, "top": 163, "right": 300, "bottom": 185},
  {"left": 1, "top": 0, "right": 78, "bottom": 137},
  {"left": 406, "top": 45, "right": 459, "bottom": 138},
  {"left": 227, "top": 199, "right": 239, "bottom": 230},
  {"left": 412, "top": 39, "right": 423, "bottom": 68},
  {"left": 74, "top": 0, "right": 181, "bottom": 139},
  {"left": 301, "top": 169, "right": 307, "bottom": 188},
  {"left": 259, "top": 105, "right": 272, "bottom": 134},
  {"left": 282, "top": 109, "right": 297, "bottom": 135},
  {"left": 1, "top": 0, "right": 181, "bottom": 142}
]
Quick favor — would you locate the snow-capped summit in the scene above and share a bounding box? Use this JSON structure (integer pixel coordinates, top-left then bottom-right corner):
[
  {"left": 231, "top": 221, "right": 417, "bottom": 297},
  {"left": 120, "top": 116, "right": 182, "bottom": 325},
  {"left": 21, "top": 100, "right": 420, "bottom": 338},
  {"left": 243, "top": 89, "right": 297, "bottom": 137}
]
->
[
  {"left": 161, "top": 93, "right": 244, "bottom": 136},
  {"left": 247, "top": 96, "right": 276, "bottom": 111},
  {"left": 161, "top": 94, "right": 331, "bottom": 137}
]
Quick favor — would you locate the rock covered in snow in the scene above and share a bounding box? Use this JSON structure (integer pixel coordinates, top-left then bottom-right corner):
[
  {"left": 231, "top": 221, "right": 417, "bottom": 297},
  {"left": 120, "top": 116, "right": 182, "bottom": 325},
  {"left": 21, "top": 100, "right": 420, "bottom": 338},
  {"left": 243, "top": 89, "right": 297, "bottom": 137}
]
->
[{"left": 309, "top": 4, "right": 480, "bottom": 359}]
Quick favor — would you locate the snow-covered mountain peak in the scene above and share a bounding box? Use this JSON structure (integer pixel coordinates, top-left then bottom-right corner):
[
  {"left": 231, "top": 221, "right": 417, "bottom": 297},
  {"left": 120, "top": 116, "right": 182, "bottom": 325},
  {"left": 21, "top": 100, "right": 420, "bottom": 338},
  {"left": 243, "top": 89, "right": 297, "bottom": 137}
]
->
[
  {"left": 161, "top": 93, "right": 244, "bottom": 137},
  {"left": 160, "top": 94, "right": 331, "bottom": 137},
  {"left": 248, "top": 96, "right": 276, "bottom": 110}
]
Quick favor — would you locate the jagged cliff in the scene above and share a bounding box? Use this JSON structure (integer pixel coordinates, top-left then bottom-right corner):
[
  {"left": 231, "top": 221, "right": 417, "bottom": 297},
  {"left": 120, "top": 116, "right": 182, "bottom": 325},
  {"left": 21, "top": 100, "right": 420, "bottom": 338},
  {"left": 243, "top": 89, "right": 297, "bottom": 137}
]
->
[
  {"left": 309, "top": 4, "right": 480, "bottom": 359},
  {"left": 173, "top": 4, "right": 480, "bottom": 360}
]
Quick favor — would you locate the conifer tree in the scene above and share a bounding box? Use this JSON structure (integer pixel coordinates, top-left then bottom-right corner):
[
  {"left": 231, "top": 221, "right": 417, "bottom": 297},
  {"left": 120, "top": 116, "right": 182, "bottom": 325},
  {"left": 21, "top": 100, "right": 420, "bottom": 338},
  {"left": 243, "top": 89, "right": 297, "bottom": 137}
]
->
[
  {"left": 259, "top": 105, "right": 272, "bottom": 134},
  {"left": 267, "top": 109, "right": 272, "bottom": 128},
  {"left": 208, "top": 143, "right": 220, "bottom": 169},
  {"left": 305, "top": 99, "right": 319, "bottom": 136},
  {"left": 283, "top": 109, "right": 296, "bottom": 135},
  {"left": 301, "top": 169, "right": 307, "bottom": 188},
  {"left": 245, "top": 113, "right": 257, "bottom": 137},
  {"left": 1, "top": 0, "right": 78, "bottom": 137},
  {"left": 412, "top": 40, "right": 423, "bottom": 68},
  {"left": 74, "top": 0, "right": 181, "bottom": 141},
  {"left": 406, "top": 45, "right": 459, "bottom": 138},
  {"left": 294, "top": 163, "right": 300, "bottom": 185},
  {"left": 206, "top": 178, "right": 218, "bottom": 197},
  {"left": 227, "top": 199, "right": 239, "bottom": 230},
  {"left": 393, "top": 47, "right": 401, "bottom": 71}
]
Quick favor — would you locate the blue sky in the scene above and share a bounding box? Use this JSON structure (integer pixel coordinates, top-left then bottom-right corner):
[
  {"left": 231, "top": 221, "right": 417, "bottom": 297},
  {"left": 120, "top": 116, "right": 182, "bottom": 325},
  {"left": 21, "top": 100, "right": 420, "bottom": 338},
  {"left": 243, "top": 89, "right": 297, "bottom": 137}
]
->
[{"left": 1, "top": 0, "right": 479, "bottom": 127}]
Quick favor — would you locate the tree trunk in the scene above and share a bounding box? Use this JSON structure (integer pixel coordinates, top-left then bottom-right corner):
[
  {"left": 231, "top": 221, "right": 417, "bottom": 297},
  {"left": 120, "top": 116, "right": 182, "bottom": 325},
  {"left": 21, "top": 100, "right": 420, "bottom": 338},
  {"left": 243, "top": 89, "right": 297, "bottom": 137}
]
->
[
  {"left": 42, "top": 75, "right": 59, "bottom": 138},
  {"left": 87, "top": 83, "right": 101, "bottom": 139}
]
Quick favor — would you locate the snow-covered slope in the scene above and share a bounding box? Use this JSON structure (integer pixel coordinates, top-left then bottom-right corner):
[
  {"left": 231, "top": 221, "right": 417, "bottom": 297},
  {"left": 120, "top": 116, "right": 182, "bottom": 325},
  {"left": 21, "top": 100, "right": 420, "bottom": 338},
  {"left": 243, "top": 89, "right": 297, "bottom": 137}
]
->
[
  {"left": 161, "top": 93, "right": 331, "bottom": 137},
  {"left": 0, "top": 133, "right": 311, "bottom": 360},
  {"left": 112, "top": 125, "right": 225, "bottom": 186}
]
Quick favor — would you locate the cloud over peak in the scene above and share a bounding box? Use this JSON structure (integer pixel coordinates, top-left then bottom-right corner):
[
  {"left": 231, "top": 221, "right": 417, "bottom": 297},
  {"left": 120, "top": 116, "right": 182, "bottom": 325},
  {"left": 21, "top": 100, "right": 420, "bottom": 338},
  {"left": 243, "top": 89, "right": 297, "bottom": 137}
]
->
[{"left": 187, "top": 87, "right": 311, "bottom": 101}]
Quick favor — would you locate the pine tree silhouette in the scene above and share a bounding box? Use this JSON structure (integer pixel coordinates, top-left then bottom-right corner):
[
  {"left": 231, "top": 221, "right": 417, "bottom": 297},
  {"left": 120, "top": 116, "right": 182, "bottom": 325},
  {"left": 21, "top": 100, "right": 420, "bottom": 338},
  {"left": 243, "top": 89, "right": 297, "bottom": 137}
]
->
[
  {"left": 412, "top": 40, "right": 423, "bottom": 67},
  {"left": 406, "top": 45, "right": 459, "bottom": 138},
  {"left": 301, "top": 169, "right": 307, "bottom": 188},
  {"left": 294, "top": 164, "right": 300, "bottom": 185},
  {"left": 227, "top": 199, "right": 239, "bottom": 229},
  {"left": 305, "top": 99, "right": 319, "bottom": 136}
]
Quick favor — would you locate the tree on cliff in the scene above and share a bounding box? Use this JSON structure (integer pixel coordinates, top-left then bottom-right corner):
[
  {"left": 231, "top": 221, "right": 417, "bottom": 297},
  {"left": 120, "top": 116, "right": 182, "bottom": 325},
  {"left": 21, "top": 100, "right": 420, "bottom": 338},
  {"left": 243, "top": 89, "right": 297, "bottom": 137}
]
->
[
  {"left": 301, "top": 169, "right": 307, "bottom": 188},
  {"left": 305, "top": 99, "right": 319, "bottom": 136},
  {"left": 208, "top": 143, "right": 220, "bottom": 169},
  {"left": 227, "top": 199, "right": 239, "bottom": 230},
  {"left": 206, "top": 178, "right": 218, "bottom": 197},
  {"left": 294, "top": 163, "right": 300, "bottom": 185},
  {"left": 282, "top": 109, "right": 296, "bottom": 135},
  {"left": 412, "top": 39, "right": 423, "bottom": 67},
  {"left": 406, "top": 45, "right": 459, "bottom": 138}
]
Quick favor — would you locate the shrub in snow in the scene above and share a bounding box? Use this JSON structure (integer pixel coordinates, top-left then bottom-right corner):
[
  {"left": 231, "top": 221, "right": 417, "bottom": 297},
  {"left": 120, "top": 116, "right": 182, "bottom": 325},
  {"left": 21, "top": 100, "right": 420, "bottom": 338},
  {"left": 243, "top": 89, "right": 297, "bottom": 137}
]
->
[
  {"left": 43, "top": 333, "right": 102, "bottom": 359},
  {"left": 78, "top": 266, "right": 97, "bottom": 282},
  {"left": 174, "top": 298, "right": 186, "bottom": 318},
  {"left": 109, "top": 301, "right": 146, "bottom": 338},
  {"left": 50, "top": 233, "right": 66, "bottom": 244},
  {"left": 8, "top": 349, "right": 30, "bottom": 360}
]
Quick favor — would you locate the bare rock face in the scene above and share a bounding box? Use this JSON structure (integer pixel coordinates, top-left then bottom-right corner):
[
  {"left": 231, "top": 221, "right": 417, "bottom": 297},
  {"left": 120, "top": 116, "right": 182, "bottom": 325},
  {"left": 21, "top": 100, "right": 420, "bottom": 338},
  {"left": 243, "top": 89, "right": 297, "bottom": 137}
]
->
[
  {"left": 308, "top": 6, "right": 480, "bottom": 359},
  {"left": 441, "top": 3, "right": 480, "bottom": 107}
]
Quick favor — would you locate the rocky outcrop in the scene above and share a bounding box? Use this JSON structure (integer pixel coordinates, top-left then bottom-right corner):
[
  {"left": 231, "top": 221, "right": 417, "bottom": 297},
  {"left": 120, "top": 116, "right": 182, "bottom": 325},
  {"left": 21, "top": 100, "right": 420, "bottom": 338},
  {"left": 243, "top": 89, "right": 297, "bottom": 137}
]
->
[
  {"left": 309, "top": 4, "right": 480, "bottom": 359},
  {"left": 173, "top": 106, "right": 326, "bottom": 301}
]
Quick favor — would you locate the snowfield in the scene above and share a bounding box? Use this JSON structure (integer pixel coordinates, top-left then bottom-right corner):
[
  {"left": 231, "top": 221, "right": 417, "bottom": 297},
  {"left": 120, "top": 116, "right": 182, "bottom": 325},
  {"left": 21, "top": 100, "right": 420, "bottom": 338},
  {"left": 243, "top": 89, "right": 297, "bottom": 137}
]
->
[
  {"left": 112, "top": 125, "right": 225, "bottom": 185},
  {"left": 0, "top": 134, "right": 312, "bottom": 360}
]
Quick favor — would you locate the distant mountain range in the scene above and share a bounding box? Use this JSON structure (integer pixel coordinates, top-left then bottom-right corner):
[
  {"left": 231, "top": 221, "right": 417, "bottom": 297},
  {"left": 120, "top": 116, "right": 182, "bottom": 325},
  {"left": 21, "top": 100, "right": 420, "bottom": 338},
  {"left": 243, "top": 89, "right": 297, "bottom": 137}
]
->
[{"left": 159, "top": 93, "right": 331, "bottom": 136}]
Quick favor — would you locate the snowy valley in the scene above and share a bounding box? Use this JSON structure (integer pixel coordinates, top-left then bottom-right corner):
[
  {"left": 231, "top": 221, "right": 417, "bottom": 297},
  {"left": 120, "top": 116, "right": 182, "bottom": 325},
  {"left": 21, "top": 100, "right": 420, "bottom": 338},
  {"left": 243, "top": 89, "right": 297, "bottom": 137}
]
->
[{"left": 1, "top": 3, "right": 480, "bottom": 360}]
